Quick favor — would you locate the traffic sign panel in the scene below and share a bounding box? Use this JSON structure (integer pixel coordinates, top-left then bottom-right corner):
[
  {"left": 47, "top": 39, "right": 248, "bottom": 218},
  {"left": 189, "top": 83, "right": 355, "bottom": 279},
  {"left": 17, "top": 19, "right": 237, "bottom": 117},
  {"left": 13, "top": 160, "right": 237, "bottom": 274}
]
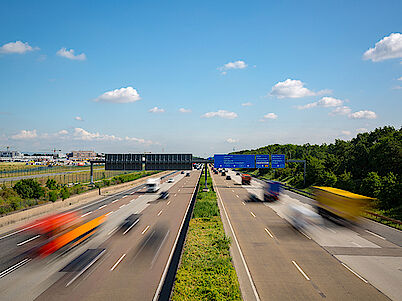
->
[
  {"left": 271, "top": 154, "right": 285, "bottom": 168},
  {"left": 214, "top": 154, "right": 255, "bottom": 168},
  {"left": 256, "top": 154, "right": 270, "bottom": 168}
]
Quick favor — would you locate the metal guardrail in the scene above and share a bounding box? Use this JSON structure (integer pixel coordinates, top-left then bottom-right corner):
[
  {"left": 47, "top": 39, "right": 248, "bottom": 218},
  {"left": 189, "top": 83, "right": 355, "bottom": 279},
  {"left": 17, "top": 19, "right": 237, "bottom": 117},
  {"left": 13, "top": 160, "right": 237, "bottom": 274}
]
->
[{"left": 364, "top": 211, "right": 402, "bottom": 229}]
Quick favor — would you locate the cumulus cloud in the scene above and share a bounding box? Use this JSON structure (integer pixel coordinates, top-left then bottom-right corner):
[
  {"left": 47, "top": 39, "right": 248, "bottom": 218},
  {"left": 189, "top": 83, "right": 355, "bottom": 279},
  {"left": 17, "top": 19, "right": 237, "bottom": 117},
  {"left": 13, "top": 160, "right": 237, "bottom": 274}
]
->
[
  {"left": 149, "top": 107, "right": 165, "bottom": 113},
  {"left": 74, "top": 116, "right": 83, "bottom": 121},
  {"left": 349, "top": 110, "right": 377, "bottom": 119},
  {"left": 218, "top": 60, "right": 247, "bottom": 74},
  {"left": 330, "top": 106, "right": 352, "bottom": 116},
  {"left": 356, "top": 128, "right": 368, "bottom": 133},
  {"left": 270, "top": 79, "right": 330, "bottom": 99},
  {"left": 57, "top": 48, "right": 86, "bottom": 60},
  {"left": 363, "top": 33, "right": 402, "bottom": 62},
  {"left": 297, "top": 97, "right": 344, "bottom": 110},
  {"left": 241, "top": 102, "right": 253, "bottom": 107},
  {"left": 397, "top": 77, "right": 402, "bottom": 81},
  {"left": 72, "top": 128, "right": 153, "bottom": 144},
  {"left": 124, "top": 136, "right": 154, "bottom": 145},
  {"left": 201, "top": 110, "right": 238, "bottom": 119},
  {"left": 94, "top": 87, "right": 141, "bottom": 103},
  {"left": 226, "top": 138, "right": 239, "bottom": 143},
  {"left": 11, "top": 129, "right": 38, "bottom": 139},
  {"left": 341, "top": 130, "right": 351, "bottom": 136},
  {"left": 178, "top": 108, "right": 191, "bottom": 113},
  {"left": 0, "top": 41, "right": 38, "bottom": 54},
  {"left": 263, "top": 113, "right": 278, "bottom": 119},
  {"left": 58, "top": 129, "right": 68, "bottom": 135}
]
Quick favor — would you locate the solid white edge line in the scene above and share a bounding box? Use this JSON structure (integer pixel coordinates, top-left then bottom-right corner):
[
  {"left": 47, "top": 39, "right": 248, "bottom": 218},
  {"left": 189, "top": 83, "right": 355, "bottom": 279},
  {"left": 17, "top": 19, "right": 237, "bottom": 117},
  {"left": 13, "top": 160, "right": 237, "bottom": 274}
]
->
[
  {"left": 341, "top": 262, "right": 368, "bottom": 283},
  {"left": 292, "top": 260, "right": 310, "bottom": 281},
  {"left": 110, "top": 253, "right": 126, "bottom": 271},
  {"left": 264, "top": 228, "right": 274, "bottom": 238},
  {"left": 365, "top": 230, "right": 386, "bottom": 240},
  {"left": 66, "top": 249, "right": 106, "bottom": 287},
  {"left": 123, "top": 219, "right": 140, "bottom": 235},
  {"left": 152, "top": 171, "right": 201, "bottom": 301},
  {"left": 212, "top": 174, "right": 261, "bottom": 301},
  {"left": 17, "top": 235, "right": 41, "bottom": 246},
  {"left": 0, "top": 258, "right": 31, "bottom": 278},
  {"left": 141, "top": 225, "right": 150, "bottom": 235}
]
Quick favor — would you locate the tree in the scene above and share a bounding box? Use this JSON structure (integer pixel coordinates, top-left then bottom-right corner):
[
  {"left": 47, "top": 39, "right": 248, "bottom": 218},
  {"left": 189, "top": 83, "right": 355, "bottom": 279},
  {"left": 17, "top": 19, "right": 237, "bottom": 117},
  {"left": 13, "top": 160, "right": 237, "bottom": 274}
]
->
[
  {"left": 46, "top": 179, "right": 58, "bottom": 190},
  {"left": 360, "top": 172, "right": 382, "bottom": 198},
  {"left": 13, "top": 179, "right": 44, "bottom": 199}
]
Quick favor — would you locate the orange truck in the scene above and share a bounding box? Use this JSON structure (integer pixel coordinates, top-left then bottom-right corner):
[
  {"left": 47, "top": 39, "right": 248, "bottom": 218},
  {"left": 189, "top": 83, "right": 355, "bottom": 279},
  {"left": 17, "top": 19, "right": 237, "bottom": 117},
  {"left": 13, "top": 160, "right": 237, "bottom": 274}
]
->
[{"left": 241, "top": 174, "right": 251, "bottom": 185}]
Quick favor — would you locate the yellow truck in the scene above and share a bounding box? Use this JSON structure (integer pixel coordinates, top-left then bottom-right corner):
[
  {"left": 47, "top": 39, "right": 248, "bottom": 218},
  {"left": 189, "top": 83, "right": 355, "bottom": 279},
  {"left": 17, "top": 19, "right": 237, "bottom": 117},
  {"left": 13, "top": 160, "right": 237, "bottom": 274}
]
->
[{"left": 313, "top": 186, "right": 374, "bottom": 222}]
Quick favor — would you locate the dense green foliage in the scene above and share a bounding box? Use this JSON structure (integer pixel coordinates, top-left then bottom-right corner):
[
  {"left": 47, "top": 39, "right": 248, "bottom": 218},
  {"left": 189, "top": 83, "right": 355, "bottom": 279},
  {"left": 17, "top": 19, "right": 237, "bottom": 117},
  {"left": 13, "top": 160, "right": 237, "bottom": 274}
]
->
[
  {"left": 13, "top": 179, "right": 45, "bottom": 199},
  {"left": 172, "top": 170, "right": 241, "bottom": 301},
  {"left": 235, "top": 126, "right": 401, "bottom": 214}
]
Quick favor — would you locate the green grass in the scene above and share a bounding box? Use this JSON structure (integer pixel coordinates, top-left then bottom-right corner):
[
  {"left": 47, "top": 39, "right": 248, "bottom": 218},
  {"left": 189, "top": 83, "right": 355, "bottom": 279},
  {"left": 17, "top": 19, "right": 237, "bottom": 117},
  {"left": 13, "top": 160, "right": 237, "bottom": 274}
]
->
[{"left": 171, "top": 170, "right": 242, "bottom": 301}]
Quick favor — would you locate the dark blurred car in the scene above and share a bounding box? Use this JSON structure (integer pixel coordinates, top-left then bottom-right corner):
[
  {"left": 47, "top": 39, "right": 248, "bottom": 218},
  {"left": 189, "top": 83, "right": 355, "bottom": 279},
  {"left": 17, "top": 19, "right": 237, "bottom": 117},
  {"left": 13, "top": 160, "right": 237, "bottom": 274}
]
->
[
  {"left": 221, "top": 171, "right": 226, "bottom": 176},
  {"left": 181, "top": 171, "right": 185, "bottom": 174},
  {"left": 186, "top": 172, "right": 190, "bottom": 177},
  {"left": 120, "top": 214, "right": 141, "bottom": 234},
  {"left": 214, "top": 170, "right": 218, "bottom": 174},
  {"left": 226, "top": 175, "right": 231, "bottom": 180},
  {"left": 159, "top": 191, "right": 169, "bottom": 199},
  {"left": 236, "top": 172, "right": 240, "bottom": 176}
]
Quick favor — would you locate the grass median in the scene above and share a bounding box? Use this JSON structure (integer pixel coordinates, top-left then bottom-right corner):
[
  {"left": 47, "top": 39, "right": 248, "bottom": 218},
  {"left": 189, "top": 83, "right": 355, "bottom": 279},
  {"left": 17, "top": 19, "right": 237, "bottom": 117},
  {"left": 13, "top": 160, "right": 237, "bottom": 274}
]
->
[{"left": 171, "top": 169, "right": 241, "bottom": 301}]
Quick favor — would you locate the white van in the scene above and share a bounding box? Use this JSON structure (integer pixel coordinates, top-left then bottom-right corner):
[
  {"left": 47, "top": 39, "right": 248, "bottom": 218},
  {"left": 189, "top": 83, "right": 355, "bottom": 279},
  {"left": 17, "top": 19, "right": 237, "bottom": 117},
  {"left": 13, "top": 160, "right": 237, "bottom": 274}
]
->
[{"left": 146, "top": 178, "right": 160, "bottom": 192}]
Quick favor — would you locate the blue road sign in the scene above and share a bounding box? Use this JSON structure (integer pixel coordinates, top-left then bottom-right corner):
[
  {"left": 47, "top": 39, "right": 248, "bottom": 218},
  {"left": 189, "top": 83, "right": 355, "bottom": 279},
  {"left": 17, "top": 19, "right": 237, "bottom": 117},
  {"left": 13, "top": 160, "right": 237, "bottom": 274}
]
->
[
  {"left": 214, "top": 154, "right": 255, "bottom": 168},
  {"left": 256, "top": 154, "right": 270, "bottom": 168},
  {"left": 271, "top": 154, "right": 285, "bottom": 168}
]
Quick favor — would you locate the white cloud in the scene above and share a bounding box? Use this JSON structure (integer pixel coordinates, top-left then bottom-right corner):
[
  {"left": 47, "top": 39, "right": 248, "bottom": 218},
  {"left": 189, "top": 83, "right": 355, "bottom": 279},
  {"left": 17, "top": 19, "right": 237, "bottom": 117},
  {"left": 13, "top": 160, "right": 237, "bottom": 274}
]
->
[
  {"left": 124, "top": 136, "right": 154, "bottom": 145},
  {"left": 363, "top": 33, "right": 402, "bottom": 62},
  {"left": 241, "top": 102, "right": 253, "bottom": 107},
  {"left": 226, "top": 138, "right": 239, "bottom": 143},
  {"left": 0, "top": 41, "right": 38, "bottom": 54},
  {"left": 201, "top": 110, "right": 238, "bottom": 119},
  {"left": 397, "top": 77, "right": 402, "bottom": 81},
  {"left": 270, "top": 79, "right": 330, "bottom": 99},
  {"left": 218, "top": 60, "right": 247, "bottom": 74},
  {"left": 11, "top": 129, "right": 38, "bottom": 139},
  {"left": 74, "top": 116, "right": 83, "bottom": 121},
  {"left": 392, "top": 86, "right": 402, "bottom": 90},
  {"left": 297, "top": 96, "right": 344, "bottom": 110},
  {"left": 149, "top": 106, "right": 165, "bottom": 113},
  {"left": 356, "top": 128, "right": 368, "bottom": 133},
  {"left": 263, "top": 113, "right": 278, "bottom": 120},
  {"left": 179, "top": 108, "right": 191, "bottom": 113},
  {"left": 330, "top": 106, "right": 352, "bottom": 116},
  {"left": 56, "top": 48, "right": 86, "bottom": 60},
  {"left": 341, "top": 130, "right": 351, "bottom": 136},
  {"left": 58, "top": 129, "right": 68, "bottom": 135},
  {"left": 94, "top": 87, "right": 141, "bottom": 103},
  {"left": 349, "top": 110, "right": 377, "bottom": 119}
]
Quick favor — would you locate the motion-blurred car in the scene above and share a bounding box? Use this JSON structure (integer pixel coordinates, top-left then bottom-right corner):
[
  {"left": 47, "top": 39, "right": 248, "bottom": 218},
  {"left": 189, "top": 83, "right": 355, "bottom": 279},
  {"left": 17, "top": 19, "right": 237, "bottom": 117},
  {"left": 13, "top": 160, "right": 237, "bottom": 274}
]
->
[
  {"left": 167, "top": 178, "right": 174, "bottom": 183},
  {"left": 119, "top": 214, "right": 141, "bottom": 233},
  {"left": 236, "top": 172, "right": 240, "bottom": 176},
  {"left": 221, "top": 171, "right": 226, "bottom": 176},
  {"left": 159, "top": 191, "right": 169, "bottom": 199},
  {"left": 186, "top": 172, "right": 190, "bottom": 177},
  {"left": 181, "top": 171, "right": 185, "bottom": 174},
  {"left": 226, "top": 175, "right": 231, "bottom": 180}
]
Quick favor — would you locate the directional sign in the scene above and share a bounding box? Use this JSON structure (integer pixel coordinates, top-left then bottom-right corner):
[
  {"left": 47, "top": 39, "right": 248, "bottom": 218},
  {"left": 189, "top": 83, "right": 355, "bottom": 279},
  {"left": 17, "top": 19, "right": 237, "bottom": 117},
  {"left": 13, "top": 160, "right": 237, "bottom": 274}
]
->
[
  {"left": 271, "top": 154, "right": 285, "bottom": 168},
  {"left": 214, "top": 154, "right": 255, "bottom": 169},
  {"left": 256, "top": 154, "right": 270, "bottom": 168}
]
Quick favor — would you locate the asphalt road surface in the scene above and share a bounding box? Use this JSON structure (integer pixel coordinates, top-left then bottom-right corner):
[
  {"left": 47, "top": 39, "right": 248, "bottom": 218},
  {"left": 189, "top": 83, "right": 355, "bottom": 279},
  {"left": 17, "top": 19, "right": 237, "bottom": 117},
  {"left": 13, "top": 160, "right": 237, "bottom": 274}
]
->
[
  {"left": 0, "top": 170, "right": 201, "bottom": 301},
  {"left": 212, "top": 168, "right": 401, "bottom": 301}
]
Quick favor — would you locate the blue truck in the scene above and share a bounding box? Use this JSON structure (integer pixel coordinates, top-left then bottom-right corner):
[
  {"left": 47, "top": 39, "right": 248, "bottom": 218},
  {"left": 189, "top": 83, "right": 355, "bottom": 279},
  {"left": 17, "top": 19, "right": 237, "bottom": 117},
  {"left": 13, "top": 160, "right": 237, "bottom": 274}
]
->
[{"left": 264, "top": 181, "right": 281, "bottom": 201}]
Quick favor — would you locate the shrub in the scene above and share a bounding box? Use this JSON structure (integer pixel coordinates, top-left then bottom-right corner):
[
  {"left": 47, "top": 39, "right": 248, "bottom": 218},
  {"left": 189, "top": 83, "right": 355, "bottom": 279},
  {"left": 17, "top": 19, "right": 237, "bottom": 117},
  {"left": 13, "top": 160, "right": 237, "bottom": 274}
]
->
[
  {"left": 48, "top": 190, "right": 58, "bottom": 202},
  {"left": 13, "top": 179, "right": 44, "bottom": 199},
  {"left": 60, "top": 187, "right": 70, "bottom": 200},
  {"left": 46, "top": 179, "right": 58, "bottom": 190}
]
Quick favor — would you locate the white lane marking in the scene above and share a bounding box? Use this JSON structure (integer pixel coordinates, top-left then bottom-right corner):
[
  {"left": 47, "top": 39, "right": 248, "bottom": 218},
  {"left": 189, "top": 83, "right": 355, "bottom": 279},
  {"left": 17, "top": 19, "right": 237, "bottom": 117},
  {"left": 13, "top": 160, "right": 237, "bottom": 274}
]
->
[
  {"left": 81, "top": 211, "right": 92, "bottom": 218},
  {"left": 123, "top": 219, "right": 140, "bottom": 235},
  {"left": 98, "top": 205, "right": 107, "bottom": 210},
  {"left": 166, "top": 200, "right": 171, "bottom": 205},
  {"left": 178, "top": 189, "right": 181, "bottom": 192},
  {"left": 0, "top": 221, "right": 47, "bottom": 240},
  {"left": 264, "top": 228, "right": 274, "bottom": 238},
  {"left": 365, "top": 230, "right": 386, "bottom": 240},
  {"left": 107, "top": 227, "right": 118, "bottom": 236},
  {"left": 250, "top": 211, "right": 256, "bottom": 218},
  {"left": 122, "top": 195, "right": 127, "bottom": 198},
  {"left": 242, "top": 201, "right": 246, "bottom": 205},
  {"left": 232, "top": 190, "right": 235, "bottom": 192},
  {"left": 0, "top": 258, "right": 31, "bottom": 278},
  {"left": 141, "top": 225, "right": 150, "bottom": 235},
  {"left": 174, "top": 194, "right": 177, "bottom": 197},
  {"left": 236, "top": 195, "right": 239, "bottom": 198},
  {"left": 110, "top": 253, "right": 126, "bottom": 271},
  {"left": 112, "top": 199, "right": 119, "bottom": 203},
  {"left": 66, "top": 250, "right": 106, "bottom": 287},
  {"left": 292, "top": 260, "right": 310, "bottom": 281},
  {"left": 157, "top": 210, "right": 163, "bottom": 216},
  {"left": 105, "top": 211, "right": 113, "bottom": 216},
  {"left": 153, "top": 171, "right": 201, "bottom": 301},
  {"left": 352, "top": 242, "right": 361, "bottom": 247},
  {"left": 341, "top": 263, "right": 368, "bottom": 283},
  {"left": 17, "top": 235, "right": 40, "bottom": 246},
  {"left": 212, "top": 175, "right": 261, "bottom": 301},
  {"left": 119, "top": 204, "right": 126, "bottom": 209},
  {"left": 131, "top": 192, "right": 135, "bottom": 195}
]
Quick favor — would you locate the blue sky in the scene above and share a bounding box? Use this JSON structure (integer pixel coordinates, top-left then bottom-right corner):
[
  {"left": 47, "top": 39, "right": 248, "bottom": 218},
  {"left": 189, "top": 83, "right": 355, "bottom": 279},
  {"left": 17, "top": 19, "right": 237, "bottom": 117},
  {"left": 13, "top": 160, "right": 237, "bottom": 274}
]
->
[{"left": 0, "top": 0, "right": 401, "bottom": 157}]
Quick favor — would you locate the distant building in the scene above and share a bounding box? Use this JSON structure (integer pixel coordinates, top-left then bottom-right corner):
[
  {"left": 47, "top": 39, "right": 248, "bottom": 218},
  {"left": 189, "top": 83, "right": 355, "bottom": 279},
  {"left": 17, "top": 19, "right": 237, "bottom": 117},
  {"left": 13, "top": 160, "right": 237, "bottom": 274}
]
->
[
  {"left": 68, "top": 150, "right": 97, "bottom": 161},
  {"left": 0, "top": 150, "right": 21, "bottom": 158}
]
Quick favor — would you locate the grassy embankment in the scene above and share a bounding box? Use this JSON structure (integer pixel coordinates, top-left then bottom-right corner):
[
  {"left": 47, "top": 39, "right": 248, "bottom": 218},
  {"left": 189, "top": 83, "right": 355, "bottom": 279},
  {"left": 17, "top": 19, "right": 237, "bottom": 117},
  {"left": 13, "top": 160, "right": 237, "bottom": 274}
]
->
[{"left": 171, "top": 169, "right": 241, "bottom": 301}]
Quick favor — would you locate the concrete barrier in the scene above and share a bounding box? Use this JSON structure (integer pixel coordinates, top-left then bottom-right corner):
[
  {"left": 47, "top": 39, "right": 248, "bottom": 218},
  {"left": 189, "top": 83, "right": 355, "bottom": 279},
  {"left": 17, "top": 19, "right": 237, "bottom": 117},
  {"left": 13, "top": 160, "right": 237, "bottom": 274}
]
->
[{"left": 0, "top": 171, "right": 171, "bottom": 234}]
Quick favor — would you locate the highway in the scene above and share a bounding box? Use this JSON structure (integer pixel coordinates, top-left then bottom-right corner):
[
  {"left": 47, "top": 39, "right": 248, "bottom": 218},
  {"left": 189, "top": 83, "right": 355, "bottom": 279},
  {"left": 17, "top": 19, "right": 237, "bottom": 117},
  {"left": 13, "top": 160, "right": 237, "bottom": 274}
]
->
[
  {"left": 0, "top": 169, "right": 201, "bottom": 301},
  {"left": 212, "top": 168, "right": 402, "bottom": 301}
]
